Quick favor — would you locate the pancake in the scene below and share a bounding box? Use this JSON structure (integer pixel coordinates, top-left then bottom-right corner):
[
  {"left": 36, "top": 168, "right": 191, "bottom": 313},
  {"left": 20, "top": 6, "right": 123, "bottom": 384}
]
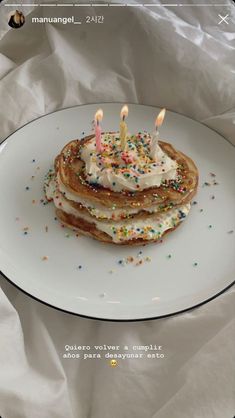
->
[
  {"left": 45, "top": 180, "right": 190, "bottom": 244},
  {"left": 55, "top": 203, "right": 189, "bottom": 245},
  {"left": 56, "top": 135, "right": 198, "bottom": 211},
  {"left": 45, "top": 173, "right": 187, "bottom": 221},
  {"left": 45, "top": 129, "right": 198, "bottom": 245}
]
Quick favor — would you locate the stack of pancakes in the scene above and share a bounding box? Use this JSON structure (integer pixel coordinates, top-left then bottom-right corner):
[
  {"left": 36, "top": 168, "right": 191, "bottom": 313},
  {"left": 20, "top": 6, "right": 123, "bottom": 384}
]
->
[{"left": 45, "top": 133, "right": 198, "bottom": 245}]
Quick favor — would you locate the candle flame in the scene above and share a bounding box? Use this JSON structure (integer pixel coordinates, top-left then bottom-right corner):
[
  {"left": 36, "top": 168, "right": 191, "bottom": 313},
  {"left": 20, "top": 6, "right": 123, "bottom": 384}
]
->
[
  {"left": 155, "top": 108, "right": 166, "bottom": 128},
  {"left": 95, "top": 109, "right": 103, "bottom": 123},
  {"left": 120, "top": 105, "right": 129, "bottom": 119}
]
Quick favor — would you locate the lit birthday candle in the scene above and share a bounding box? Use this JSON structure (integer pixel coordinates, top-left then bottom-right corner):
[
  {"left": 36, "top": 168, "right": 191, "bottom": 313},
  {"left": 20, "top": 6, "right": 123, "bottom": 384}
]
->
[
  {"left": 94, "top": 109, "right": 104, "bottom": 153},
  {"left": 120, "top": 105, "right": 129, "bottom": 150},
  {"left": 150, "top": 108, "right": 166, "bottom": 159}
]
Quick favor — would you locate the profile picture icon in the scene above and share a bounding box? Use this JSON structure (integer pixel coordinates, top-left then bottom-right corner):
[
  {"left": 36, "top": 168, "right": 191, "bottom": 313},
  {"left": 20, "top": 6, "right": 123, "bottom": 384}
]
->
[{"left": 8, "top": 10, "right": 25, "bottom": 29}]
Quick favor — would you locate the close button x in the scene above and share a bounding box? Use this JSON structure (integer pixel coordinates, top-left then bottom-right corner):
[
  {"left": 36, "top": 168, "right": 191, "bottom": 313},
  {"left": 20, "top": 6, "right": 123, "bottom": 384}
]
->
[{"left": 218, "top": 14, "right": 230, "bottom": 24}]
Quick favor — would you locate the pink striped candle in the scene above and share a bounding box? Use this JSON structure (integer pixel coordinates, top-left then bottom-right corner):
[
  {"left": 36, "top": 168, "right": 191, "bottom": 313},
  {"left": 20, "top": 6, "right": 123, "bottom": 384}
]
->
[{"left": 94, "top": 109, "right": 103, "bottom": 153}]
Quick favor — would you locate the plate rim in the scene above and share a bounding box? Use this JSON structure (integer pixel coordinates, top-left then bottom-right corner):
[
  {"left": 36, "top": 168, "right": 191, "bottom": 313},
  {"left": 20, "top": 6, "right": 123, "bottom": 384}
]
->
[
  {"left": 1, "top": 271, "right": 234, "bottom": 322},
  {"left": 0, "top": 103, "right": 234, "bottom": 322}
]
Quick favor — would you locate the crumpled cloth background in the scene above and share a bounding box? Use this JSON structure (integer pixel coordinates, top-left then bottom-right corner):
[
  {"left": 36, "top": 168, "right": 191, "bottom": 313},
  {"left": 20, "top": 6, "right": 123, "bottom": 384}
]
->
[{"left": 0, "top": 1, "right": 235, "bottom": 417}]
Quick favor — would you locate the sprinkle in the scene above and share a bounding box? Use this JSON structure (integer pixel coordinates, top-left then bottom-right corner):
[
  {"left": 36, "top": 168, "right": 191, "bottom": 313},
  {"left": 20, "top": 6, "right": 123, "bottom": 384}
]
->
[
  {"left": 32, "top": 159, "right": 35, "bottom": 163},
  {"left": 54, "top": 217, "right": 57, "bottom": 221},
  {"left": 208, "top": 225, "right": 212, "bottom": 229},
  {"left": 23, "top": 227, "right": 29, "bottom": 231},
  {"left": 178, "top": 210, "right": 186, "bottom": 219},
  {"left": 203, "top": 182, "right": 210, "bottom": 187},
  {"left": 65, "top": 233, "right": 70, "bottom": 238},
  {"left": 25, "top": 186, "right": 30, "bottom": 190},
  {"left": 45, "top": 225, "right": 48, "bottom": 232},
  {"left": 200, "top": 209, "right": 203, "bottom": 212},
  {"left": 167, "top": 254, "right": 172, "bottom": 259},
  {"left": 23, "top": 231, "right": 28, "bottom": 235},
  {"left": 211, "top": 195, "right": 215, "bottom": 200},
  {"left": 32, "top": 199, "right": 36, "bottom": 204},
  {"left": 193, "top": 262, "right": 198, "bottom": 267},
  {"left": 31, "top": 176, "right": 35, "bottom": 180},
  {"left": 42, "top": 256, "right": 48, "bottom": 261},
  {"left": 210, "top": 172, "right": 216, "bottom": 177},
  {"left": 192, "top": 201, "right": 197, "bottom": 205},
  {"left": 145, "top": 256, "right": 151, "bottom": 262},
  {"left": 228, "top": 230, "right": 234, "bottom": 234}
]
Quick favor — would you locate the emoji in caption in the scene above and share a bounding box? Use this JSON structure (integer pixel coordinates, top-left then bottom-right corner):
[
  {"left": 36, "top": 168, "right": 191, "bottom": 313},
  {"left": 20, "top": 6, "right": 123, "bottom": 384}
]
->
[{"left": 110, "top": 359, "right": 118, "bottom": 367}]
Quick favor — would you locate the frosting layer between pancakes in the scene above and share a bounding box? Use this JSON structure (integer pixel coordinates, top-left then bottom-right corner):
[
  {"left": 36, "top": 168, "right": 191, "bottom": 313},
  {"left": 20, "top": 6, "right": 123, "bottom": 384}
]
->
[
  {"left": 46, "top": 173, "right": 178, "bottom": 221},
  {"left": 45, "top": 176, "right": 190, "bottom": 243}
]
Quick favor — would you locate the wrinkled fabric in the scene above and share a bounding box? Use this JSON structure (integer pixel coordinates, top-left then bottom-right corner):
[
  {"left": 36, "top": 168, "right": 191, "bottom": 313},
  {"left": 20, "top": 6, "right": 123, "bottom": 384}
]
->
[
  {"left": 0, "top": 0, "right": 235, "bottom": 417},
  {"left": 0, "top": 0, "right": 235, "bottom": 143}
]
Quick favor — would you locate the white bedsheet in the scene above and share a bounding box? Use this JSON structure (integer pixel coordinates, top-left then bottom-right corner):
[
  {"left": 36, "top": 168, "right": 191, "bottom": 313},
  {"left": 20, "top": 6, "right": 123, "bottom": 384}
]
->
[{"left": 0, "top": 1, "right": 235, "bottom": 417}]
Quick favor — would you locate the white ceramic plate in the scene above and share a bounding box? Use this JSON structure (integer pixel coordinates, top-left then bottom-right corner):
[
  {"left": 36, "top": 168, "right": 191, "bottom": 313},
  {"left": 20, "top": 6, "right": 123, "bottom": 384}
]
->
[{"left": 0, "top": 104, "right": 234, "bottom": 320}]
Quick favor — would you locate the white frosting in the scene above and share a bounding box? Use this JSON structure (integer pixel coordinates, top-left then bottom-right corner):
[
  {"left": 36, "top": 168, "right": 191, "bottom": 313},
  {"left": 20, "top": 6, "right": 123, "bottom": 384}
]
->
[
  {"left": 45, "top": 177, "right": 190, "bottom": 242},
  {"left": 80, "top": 132, "right": 178, "bottom": 192},
  {"left": 45, "top": 176, "right": 56, "bottom": 201},
  {"left": 92, "top": 205, "right": 190, "bottom": 243}
]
